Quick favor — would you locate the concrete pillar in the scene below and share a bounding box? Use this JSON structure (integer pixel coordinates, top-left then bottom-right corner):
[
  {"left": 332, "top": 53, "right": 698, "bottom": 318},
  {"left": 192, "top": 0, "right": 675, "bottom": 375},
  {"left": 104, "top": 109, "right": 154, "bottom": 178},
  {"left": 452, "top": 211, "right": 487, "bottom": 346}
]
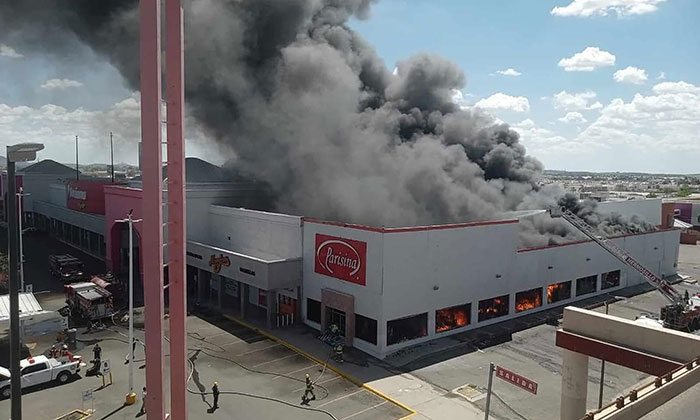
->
[
  {"left": 560, "top": 349, "right": 589, "bottom": 420},
  {"left": 197, "top": 268, "right": 207, "bottom": 303},
  {"left": 266, "top": 289, "right": 277, "bottom": 329},
  {"left": 240, "top": 283, "right": 248, "bottom": 319},
  {"left": 295, "top": 286, "right": 302, "bottom": 326}
]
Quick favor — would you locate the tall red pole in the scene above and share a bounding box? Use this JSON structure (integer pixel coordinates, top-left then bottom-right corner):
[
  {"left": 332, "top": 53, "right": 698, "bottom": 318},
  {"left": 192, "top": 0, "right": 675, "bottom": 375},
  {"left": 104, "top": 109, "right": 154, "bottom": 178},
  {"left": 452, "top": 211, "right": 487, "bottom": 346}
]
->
[
  {"left": 139, "top": 0, "right": 165, "bottom": 418},
  {"left": 166, "top": 0, "right": 188, "bottom": 418}
]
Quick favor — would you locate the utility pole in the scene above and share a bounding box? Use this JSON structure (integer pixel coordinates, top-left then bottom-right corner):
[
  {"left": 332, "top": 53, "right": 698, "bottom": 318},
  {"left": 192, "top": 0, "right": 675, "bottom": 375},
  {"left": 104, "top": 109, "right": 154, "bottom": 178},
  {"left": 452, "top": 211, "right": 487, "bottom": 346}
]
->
[
  {"left": 484, "top": 362, "right": 495, "bottom": 420},
  {"left": 116, "top": 210, "right": 142, "bottom": 404},
  {"left": 75, "top": 135, "right": 79, "bottom": 180},
  {"left": 110, "top": 132, "right": 115, "bottom": 182},
  {"left": 17, "top": 187, "right": 29, "bottom": 292}
]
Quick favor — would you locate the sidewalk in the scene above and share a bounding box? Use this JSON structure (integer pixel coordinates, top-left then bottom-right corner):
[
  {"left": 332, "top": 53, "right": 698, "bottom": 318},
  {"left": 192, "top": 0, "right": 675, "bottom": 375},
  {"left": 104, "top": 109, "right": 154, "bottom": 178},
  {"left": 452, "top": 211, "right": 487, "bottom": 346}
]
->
[{"left": 223, "top": 314, "right": 484, "bottom": 420}]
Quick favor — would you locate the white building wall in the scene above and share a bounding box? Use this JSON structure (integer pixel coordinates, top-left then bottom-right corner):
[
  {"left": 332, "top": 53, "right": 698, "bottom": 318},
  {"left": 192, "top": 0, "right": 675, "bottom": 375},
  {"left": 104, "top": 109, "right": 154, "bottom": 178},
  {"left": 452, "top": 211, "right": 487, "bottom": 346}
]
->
[
  {"left": 598, "top": 198, "right": 662, "bottom": 226},
  {"left": 207, "top": 206, "right": 302, "bottom": 260},
  {"left": 302, "top": 218, "right": 681, "bottom": 359}
]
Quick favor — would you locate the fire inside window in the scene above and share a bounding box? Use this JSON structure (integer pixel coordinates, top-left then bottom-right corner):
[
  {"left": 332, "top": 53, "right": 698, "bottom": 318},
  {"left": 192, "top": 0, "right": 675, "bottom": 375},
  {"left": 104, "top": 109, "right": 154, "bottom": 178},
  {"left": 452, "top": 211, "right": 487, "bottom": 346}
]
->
[
  {"left": 515, "top": 288, "right": 542, "bottom": 312},
  {"left": 478, "top": 295, "right": 509, "bottom": 322},
  {"left": 601, "top": 270, "right": 621, "bottom": 289},
  {"left": 436, "top": 303, "right": 471, "bottom": 333},
  {"left": 576, "top": 275, "right": 597, "bottom": 297},
  {"left": 387, "top": 313, "right": 428, "bottom": 346},
  {"left": 547, "top": 281, "right": 571, "bottom": 304}
]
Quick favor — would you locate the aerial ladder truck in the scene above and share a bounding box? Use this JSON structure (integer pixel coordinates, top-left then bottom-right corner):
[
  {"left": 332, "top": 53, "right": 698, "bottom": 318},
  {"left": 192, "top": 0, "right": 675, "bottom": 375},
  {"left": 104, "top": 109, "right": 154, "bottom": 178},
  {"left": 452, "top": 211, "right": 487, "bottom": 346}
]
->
[{"left": 550, "top": 208, "right": 700, "bottom": 331}]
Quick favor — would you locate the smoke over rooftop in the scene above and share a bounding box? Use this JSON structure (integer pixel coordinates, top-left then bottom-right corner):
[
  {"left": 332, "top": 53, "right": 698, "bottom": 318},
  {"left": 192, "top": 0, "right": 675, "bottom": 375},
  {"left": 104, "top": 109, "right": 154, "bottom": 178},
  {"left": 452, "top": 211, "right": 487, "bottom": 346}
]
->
[{"left": 0, "top": 0, "right": 655, "bottom": 246}]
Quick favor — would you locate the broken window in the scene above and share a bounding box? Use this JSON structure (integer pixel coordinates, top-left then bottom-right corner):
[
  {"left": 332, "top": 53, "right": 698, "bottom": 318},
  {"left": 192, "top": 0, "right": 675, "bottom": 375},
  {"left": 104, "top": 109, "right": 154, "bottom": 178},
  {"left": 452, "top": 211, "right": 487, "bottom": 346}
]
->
[
  {"left": 547, "top": 281, "right": 571, "bottom": 304},
  {"left": 601, "top": 270, "right": 621, "bottom": 289},
  {"left": 355, "top": 313, "right": 377, "bottom": 345},
  {"left": 436, "top": 303, "right": 471, "bottom": 333},
  {"left": 478, "top": 295, "right": 509, "bottom": 322},
  {"left": 515, "top": 288, "right": 542, "bottom": 312},
  {"left": 307, "top": 298, "right": 321, "bottom": 323},
  {"left": 576, "top": 275, "right": 597, "bottom": 297},
  {"left": 387, "top": 313, "right": 428, "bottom": 346}
]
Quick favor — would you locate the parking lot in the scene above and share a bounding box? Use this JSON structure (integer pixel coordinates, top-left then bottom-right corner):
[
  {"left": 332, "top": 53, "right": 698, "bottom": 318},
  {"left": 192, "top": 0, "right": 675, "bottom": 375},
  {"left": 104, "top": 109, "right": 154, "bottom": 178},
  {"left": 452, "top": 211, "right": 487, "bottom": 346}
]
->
[{"left": 0, "top": 313, "right": 411, "bottom": 420}]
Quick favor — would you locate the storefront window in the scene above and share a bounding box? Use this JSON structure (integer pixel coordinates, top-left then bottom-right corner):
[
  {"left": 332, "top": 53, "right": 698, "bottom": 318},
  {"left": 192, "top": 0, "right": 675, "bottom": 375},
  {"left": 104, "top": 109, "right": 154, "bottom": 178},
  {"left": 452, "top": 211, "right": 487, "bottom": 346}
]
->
[
  {"left": 576, "top": 275, "right": 597, "bottom": 297},
  {"left": 547, "top": 281, "right": 572, "bottom": 304},
  {"left": 307, "top": 299, "right": 321, "bottom": 323},
  {"left": 601, "top": 270, "right": 621, "bottom": 289},
  {"left": 387, "top": 313, "right": 428, "bottom": 346},
  {"left": 436, "top": 303, "right": 470, "bottom": 332},
  {"left": 515, "top": 288, "right": 542, "bottom": 312},
  {"left": 478, "top": 295, "right": 509, "bottom": 322},
  {"left": 355, "top": 313, "right": 377, "bottom": 345}
]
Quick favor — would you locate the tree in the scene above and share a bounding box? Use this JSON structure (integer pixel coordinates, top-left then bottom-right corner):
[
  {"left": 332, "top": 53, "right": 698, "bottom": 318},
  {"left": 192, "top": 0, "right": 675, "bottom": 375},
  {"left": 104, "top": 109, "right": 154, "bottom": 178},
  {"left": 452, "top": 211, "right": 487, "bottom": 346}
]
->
[{"left": 677, "top": 185, "right": 692, "bottom": 198}]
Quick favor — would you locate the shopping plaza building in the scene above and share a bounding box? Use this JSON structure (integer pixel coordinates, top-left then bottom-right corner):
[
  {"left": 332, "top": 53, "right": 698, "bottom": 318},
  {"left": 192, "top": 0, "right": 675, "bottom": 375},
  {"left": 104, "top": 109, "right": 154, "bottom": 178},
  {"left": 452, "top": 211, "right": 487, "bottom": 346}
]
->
[{"left": 1, "top": 159, "right": 682, "bottom": 359}]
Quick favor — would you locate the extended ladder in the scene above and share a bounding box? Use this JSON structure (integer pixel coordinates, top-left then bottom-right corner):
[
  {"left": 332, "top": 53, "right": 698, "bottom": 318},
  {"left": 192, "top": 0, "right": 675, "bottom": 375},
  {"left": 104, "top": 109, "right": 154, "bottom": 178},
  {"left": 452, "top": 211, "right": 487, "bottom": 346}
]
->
[{"left": 558, "top": 209, "right": 682, "bottom": 305}]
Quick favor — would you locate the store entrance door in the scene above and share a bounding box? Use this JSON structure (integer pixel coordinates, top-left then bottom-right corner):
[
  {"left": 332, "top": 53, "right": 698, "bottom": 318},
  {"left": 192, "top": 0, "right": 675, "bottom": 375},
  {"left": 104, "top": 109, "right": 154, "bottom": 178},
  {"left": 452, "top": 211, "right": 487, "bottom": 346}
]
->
[{"left": 326, "top": 307, "right": 346, "bottom": 337}]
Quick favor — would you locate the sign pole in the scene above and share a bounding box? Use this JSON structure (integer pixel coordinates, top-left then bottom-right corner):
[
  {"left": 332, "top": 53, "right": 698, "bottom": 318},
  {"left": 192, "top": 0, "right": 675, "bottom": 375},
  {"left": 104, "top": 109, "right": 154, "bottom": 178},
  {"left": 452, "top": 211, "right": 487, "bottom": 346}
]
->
[{"left": 484, "top": 362, "right": 495, "bottom": 420}]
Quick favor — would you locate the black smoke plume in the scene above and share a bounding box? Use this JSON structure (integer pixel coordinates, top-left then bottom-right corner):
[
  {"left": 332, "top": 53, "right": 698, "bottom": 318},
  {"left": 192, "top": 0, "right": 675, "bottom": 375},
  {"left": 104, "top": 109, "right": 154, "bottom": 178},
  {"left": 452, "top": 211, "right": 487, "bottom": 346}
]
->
[{"left": 0, "top": 0, "right": 653, "bottom": 246}]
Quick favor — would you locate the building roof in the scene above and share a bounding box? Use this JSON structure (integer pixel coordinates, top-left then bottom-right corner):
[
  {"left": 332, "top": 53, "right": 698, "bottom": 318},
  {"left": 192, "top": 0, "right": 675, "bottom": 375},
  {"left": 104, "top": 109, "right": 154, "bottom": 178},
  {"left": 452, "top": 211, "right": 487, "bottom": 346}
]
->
[
  {"left": 19, "top": 159, "right": 79, "bottom": 176},
  {"left": 133, "top": 157, "right": 248, "bottom": 183},
  {"left": 674, "top": 218, "right": 693, "bottom": 229},
  {"left": 0, "top": 293, "right": 43, "bottom": 321}
]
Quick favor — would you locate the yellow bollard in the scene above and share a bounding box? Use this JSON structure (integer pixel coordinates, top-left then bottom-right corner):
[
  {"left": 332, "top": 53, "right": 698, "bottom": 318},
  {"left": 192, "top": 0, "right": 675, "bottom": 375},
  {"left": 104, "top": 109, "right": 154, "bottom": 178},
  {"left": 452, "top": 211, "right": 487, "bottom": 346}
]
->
[{"left": 125, "top": 392, "right": 137, "bottom": 405}]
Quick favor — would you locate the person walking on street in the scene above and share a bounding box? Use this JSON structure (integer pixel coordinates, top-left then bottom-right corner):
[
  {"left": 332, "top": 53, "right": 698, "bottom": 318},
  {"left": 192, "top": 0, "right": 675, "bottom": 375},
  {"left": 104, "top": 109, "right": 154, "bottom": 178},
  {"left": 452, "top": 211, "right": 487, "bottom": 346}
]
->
[
  {"left": 125, "top": 338, "right": 138, "bottom": 364},
  {"left": 93, "top": 343, "right": 102, "bottom": 362},
  {"left": 212, "top": 382, "right": 220, "bottom": 409},
  {"left": 302, "top": 373, "right": 316, "bottom": 404},
  {"left": 139, "top": 387, "right": 147, "bottom": 414}
]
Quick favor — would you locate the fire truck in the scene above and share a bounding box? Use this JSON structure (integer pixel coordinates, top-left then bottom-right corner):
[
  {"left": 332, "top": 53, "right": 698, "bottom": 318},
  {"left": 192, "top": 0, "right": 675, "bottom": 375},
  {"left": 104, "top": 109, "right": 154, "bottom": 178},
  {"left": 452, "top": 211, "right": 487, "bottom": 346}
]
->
[
  {"left": 65, "top": 282, "right": 115, "bottom": 321},
  {"left": 550, "top": 208, "right": 700, "bottom": 331}
]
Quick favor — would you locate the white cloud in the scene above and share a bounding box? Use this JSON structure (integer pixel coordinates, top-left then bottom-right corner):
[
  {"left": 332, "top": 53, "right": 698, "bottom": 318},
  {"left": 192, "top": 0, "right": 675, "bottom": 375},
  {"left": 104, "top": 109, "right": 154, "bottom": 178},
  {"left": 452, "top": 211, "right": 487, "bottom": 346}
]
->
[
  {"left": 0, "top": 44, "right": 23, "bottom": 58},
  {"left": 558, "top": 112, "right": 588, "bottom": 124},
  {"left": 496, "top": 68, "right": 522, "bottom": 77},
  {"left": 392, "top": 67, "right": 398, "bottom": 76},
  {"left": 613, "top": 66, "right": 648, "bottom": 84},
  {"left": 40, "top": 78, "right": 84, "bottom": 90},
  {"left": 656, "top": 71, "right": 666, "bottom": 80},
  {"left": 475, "top": 93, "right": 530, "bottom": 113},
  {"left": 551, "top": 0, "right": 667, "bottom": 18},
  {"left": 0, "top": 94, "right": 221, "bottom": 165},
  {"left": 652, "top": 81, "right": 700, "bottom": 95},
  {"left": 558, "top": 47, "right": 615, "bottom": 71},
  {"left": 578, "top": 80, "right": 700, "bottom": 152},
  {"left": 553, "top": 90, "right": 602, "bottom": 110}
]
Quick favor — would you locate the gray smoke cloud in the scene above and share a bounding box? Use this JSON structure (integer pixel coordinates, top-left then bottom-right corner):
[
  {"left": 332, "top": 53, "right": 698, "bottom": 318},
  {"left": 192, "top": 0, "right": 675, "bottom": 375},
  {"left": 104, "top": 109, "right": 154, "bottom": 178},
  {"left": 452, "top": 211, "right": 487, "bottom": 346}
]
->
[{"left": 0, "top": 0, "right": 654, "bottom": 246}]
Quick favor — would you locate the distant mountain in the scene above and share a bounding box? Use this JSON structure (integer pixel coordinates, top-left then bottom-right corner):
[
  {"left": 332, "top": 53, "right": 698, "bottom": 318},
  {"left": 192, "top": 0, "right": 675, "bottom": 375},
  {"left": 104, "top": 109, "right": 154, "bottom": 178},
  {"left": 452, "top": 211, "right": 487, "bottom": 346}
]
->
[{"left": 544, "top": 169, "right": 699, "bottom": 177}]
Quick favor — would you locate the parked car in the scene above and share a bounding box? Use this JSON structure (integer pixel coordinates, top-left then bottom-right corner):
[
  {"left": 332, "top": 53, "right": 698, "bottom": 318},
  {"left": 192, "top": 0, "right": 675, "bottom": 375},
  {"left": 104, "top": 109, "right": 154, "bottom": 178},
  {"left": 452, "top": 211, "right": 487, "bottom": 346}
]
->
[
  {"left": 65, "top": 282, "right": 114, "bottom": 321},
  {"left": 0, "top": 355, "right": 81, "bottom": 399},
  {"left": 49, "top": 254, "right": 85, "bottom": 282}
]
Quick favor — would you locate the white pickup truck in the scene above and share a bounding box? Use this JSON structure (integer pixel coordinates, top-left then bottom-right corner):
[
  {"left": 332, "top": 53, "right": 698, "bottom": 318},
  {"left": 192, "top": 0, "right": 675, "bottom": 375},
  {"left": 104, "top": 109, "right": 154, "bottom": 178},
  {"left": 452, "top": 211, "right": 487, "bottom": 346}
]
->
[{"left": 0, "top": 355, "right": 81, "bottom": 399}]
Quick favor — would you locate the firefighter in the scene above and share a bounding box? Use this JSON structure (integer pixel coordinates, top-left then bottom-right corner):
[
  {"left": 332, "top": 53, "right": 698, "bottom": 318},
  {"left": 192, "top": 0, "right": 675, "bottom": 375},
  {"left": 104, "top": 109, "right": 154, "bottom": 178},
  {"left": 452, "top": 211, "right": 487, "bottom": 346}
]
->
[
  {"left": 333, "top": 344, "right": 344, "bottom": 363},
  {"left": 685, "top": 289, "right": 690, "bottom": 301},
  {"left": 329, "top": 324, "right": 339, "bottom": 335},
  {"left": 212, "top": 381, "right": 220, "bottom": 409},
  {"left": 93, "top": 343, "right": 102, "bottom": 362},
  {"left": 139, "top": 387, "right": 147, "bottom": 414},
  {"left": 302, "top": 373, "right": 316, "bottom": 403},
  {"left": 48, "top": 344, "right": 59, "bottom": 358},
  {"left": 60, "top": 344, "right": 69, "bottom": 357}
]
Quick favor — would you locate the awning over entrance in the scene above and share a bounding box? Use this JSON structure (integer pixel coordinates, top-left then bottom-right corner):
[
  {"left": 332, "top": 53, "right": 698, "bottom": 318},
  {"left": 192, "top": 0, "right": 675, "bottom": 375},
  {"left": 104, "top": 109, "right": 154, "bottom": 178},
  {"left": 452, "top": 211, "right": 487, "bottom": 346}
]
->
[{"left": 186, "top": 240, "right": 302, "bottom": 290}]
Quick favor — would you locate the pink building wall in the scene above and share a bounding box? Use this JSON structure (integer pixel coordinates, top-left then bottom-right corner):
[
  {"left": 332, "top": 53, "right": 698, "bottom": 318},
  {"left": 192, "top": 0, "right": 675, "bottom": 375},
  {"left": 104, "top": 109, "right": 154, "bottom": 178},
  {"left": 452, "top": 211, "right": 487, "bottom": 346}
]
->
[{"left": 104, "top": 185, "right": 145, "bottom": 279}]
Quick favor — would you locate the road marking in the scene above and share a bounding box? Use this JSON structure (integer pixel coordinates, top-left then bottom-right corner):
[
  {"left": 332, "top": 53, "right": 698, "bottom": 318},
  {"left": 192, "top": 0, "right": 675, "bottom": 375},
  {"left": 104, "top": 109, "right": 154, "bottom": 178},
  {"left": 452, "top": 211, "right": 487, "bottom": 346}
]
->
[
  {"left": 292, "top": 375, "right": 342, "bottom": 393},
  {"left": 316, "top": 389, "right": 366, "bottom": 408},
  {"left": 250, "top": 352, "right": 298, "bottom": 368},
  {"left": 220, "top": 339, "right": 245, "bottom": 347},
  {"left": 235, "top": 343, "right": 281, "bottom": 356},
  {"left": 277, "top": 363, "right": 318, "bottom": 377},
  {"left": 340, "top": 401, "right": 387, "bottom": 420}
]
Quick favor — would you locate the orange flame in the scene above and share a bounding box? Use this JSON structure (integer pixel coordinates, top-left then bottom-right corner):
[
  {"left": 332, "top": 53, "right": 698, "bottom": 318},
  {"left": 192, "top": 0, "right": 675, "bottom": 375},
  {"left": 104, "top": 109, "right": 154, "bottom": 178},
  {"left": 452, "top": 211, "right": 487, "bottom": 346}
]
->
[
  {"left": 515, "top": 290, "right": 542, "bottom": 312},
  {"left": 436, "top": 306, "right": 470, "bottom": 332}
]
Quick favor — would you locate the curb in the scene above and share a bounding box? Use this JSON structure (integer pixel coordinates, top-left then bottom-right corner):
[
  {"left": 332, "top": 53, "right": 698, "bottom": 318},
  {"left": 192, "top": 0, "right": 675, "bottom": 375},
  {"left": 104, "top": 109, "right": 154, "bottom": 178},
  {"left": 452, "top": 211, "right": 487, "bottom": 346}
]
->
[{"left": 222, "top": 314, "right": 416, "bottom": 419}]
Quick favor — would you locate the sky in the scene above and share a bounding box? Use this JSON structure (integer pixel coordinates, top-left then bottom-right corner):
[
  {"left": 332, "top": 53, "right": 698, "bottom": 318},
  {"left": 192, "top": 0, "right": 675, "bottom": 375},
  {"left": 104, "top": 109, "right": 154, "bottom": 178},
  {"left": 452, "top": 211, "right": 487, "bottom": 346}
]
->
[{"left": 0, "top": 0, "right": 699, "bottom": 173}]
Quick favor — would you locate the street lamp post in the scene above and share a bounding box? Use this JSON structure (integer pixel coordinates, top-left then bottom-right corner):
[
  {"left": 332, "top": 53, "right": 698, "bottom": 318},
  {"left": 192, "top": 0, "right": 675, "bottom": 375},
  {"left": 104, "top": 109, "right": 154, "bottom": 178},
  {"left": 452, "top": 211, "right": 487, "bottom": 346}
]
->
[
  {"left": 6, "top": 143, "right": 44, "bottom": 420},
  {"left": 116, "top": 210, "right": 142, "bottom": 403}
]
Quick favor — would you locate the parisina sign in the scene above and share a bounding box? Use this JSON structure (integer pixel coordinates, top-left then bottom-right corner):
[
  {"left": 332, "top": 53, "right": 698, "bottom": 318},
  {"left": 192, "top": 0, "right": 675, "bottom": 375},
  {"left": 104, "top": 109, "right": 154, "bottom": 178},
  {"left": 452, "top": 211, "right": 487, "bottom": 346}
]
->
[{"left": 314, "top": 233, "right": 367, "bottom": 286}]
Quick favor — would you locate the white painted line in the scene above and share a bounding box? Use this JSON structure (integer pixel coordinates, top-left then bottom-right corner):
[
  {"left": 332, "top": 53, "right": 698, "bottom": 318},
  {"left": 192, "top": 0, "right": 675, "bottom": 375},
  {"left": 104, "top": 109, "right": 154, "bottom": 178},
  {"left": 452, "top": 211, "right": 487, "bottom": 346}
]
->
[
  {"left": 316, "top": 389, "right": 366, "bottom": 408},
  {"left": 340, "top": 401, "right": 387, "bottom": 420},
  {"left": 220, "top": 340, "right": 245, "bottom": 347},
  {"left": 235, "top": 342, "right": 281, "bottom": 356},
  {"left": 250, "top": 352, "right": 298, "bottom": 368},
  {"left": 277, "top": 363, "right": 318, "bottom": 377},
  {"left": 292, "top": 375, "right": 342, "bottom": 393}
]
